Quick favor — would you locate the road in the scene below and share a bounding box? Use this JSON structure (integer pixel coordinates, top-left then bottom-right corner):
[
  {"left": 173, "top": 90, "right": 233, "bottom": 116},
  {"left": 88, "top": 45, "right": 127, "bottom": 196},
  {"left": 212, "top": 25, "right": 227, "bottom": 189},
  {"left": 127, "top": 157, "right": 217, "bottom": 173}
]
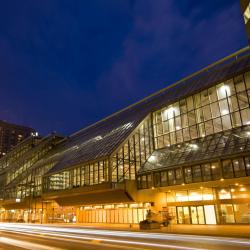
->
[{"left": 0, "top": 223, "right": 250, "bottom": 250}]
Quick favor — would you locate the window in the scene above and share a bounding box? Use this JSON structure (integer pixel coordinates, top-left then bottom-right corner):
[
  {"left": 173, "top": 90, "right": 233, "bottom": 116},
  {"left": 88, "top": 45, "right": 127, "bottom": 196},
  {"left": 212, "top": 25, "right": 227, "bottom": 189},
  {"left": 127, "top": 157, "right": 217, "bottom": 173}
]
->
[
  {"left": 184, "top": 167, "right": 192, "bottom": 183},
  {"left": 168, "top": 170, "right": 175, "bottom": 185},
  {"left": 154, "top": 172, "right": 161, "bottom": 187},
  {"left": 175, "top": 168, "right": 183, "bottom": 184},
  {"left": 222, "top": 160, "right": 234, "bottom": 179},
  {"left": 211, "top": 162, "right": 220, "bottom": 180},
  {"left": 244, "top": 156, "right": 250, "bottom": 176},
  {"left": 233, "top": 158, "right": 246, "bottom": 177},
  {"left": 201, "top": 163, "right": 212, "bottom": 181},
  {"left": 161, "top": 171, "right": 168, "bottom": 186},
  {"left": 153, "top": 73, "right": 250, "bottom": 149},
  {"left": 192, "top": 165, "right": 202, "bottom": 182}
]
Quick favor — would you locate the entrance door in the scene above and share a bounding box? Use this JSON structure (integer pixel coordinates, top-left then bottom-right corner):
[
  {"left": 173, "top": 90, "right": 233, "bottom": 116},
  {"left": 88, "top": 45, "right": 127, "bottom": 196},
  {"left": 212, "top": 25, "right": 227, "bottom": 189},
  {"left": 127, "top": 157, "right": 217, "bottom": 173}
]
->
[
  {"left": 177, "top": 205, "right": 216, "bottom": 225},
  {"left": 190, "top": 206, "right": 205, "bottom": 224},
  {"left": 204, "top": 205, "right": 216, "bottom": 224},
  {"left": 177, "top": 206, "right": 190, "bottom": 224}
]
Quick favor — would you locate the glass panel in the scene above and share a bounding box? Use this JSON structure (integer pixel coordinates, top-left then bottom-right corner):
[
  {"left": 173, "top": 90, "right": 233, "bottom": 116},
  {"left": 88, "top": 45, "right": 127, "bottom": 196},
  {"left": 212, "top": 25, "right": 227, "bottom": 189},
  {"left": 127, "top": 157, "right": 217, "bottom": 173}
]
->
[
  {"left": 235, "top": 75, "right": 245, "bottom": 92},
  {"left": 189, "top": 190, "right": 202, "bottom": 201},
  {"left": 177, "top": 207, "right": 184, "bottom": 224},
  {"left": 231, "top": 111, "right": 241, "bottom": 127},
  {"left": 202, "top": 188, "right": 214, "bottom": 200},
  {"left": 161, "top": 171, "right": 168, "bottom": 187},
  {"left": 244, "top": 156, "right": 250, "bottom": 176},
  {"left": 222, "top": 160, "right": 234, "bottom": 178},
  {"left": 175, "top": 168, "right": 183, "bottom": 184},
  {"left": 233, "top": 204, "right": 250, "bottom": 223},
  {"left": 213, "top": 118, "right": 222, "bottom": 133},
  {"left": 233, "top": 158, "right": 246, "bottom": 177},
  {"left": 241, "top": 108, "right": 250, "bottom": 125},
  {"left": 201, "top": 163, "right": 212, "bottom": 181},
  {"left": 211, "top": 162, "right": 220, "bottom": 180},
  {"left": 147, "top": 174, "right": 152, "bottom": 188},
  {"left": 197, "top": 206, "right": 205, "bottom": 224},
  {"left": 192, "top": 165, "right": 202, "bottom": 182},
  {"left": 244, "top": 71, "right": 250, "bottom": 89},
  {"left": 184, "top": 167, "right": 192, "bottom": 183},
  {"left": 176, "top": 191, "right": 188, "bottom": 202},
  {"left": 177, "top": 207, "right": 190, "bottom": 224},
  {"left": 191, "top": 207, "right": 198, "bottom": 224},
  {"left": 154, "top": 172, "right": 160, "bottom": 187},
  {"left": 167, "top": 170, "right": 175, "bottom": 185},
  {"left": 238, "top": 91, "right": 248, "bottom": 109},
  {"left": 217, "top": 84, "right": 231, "bottom": 99},
  {"left": 221, "top": 204, "right": 235, "bottom": 223},
  {"left": 204, "top": 205, "right": 217, "bottom": 224},
  {"left": 218, "top": 188, "right": 231, "bottom": 199}
]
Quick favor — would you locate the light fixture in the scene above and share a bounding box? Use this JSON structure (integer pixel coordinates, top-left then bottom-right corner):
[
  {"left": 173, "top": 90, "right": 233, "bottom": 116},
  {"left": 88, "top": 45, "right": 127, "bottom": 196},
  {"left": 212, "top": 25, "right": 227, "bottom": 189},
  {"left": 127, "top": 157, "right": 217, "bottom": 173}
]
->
[
  {"left": 148, "top": 155, "right": 156, "bottom": 163},
  {"left": 163, "top": 107, "right": 176, "bottom": 120},
  {"left": 220, "top": 178, "right": 224, "bottom": 181},
  {"left": 218, "top": 85, "right": 231, "bottom": 98},
  {"left": 221, "top": 109, "right": 229, "bottom": 115},
  {"left": 190, "top": 144, "right": 198, "bottom": 150}
]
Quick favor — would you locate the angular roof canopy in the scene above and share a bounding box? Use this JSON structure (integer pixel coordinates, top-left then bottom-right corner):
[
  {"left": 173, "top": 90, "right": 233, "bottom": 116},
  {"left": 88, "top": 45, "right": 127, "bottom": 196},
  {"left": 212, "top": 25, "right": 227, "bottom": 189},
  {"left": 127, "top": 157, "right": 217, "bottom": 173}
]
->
[
  {"left": 139, "top": 125, "right": 250, "bottom": 174},
  {"left": 47, "top": 48, "right": 250, "bottom": 175}
]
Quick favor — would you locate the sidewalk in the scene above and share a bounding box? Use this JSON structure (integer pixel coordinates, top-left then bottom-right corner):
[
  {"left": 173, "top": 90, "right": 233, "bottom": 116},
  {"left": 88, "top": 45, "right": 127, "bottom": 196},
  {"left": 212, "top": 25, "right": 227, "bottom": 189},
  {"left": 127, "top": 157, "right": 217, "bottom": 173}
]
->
[{"left": 45, "top": 223, "right": 250, "bottom": 238}]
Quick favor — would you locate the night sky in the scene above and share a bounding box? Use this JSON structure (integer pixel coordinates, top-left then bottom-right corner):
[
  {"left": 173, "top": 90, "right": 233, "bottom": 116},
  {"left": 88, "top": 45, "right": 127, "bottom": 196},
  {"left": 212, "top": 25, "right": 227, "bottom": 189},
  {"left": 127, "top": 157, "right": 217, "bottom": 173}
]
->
[{"left": 0, "top": 0, "right": 248, "bottom": 136}]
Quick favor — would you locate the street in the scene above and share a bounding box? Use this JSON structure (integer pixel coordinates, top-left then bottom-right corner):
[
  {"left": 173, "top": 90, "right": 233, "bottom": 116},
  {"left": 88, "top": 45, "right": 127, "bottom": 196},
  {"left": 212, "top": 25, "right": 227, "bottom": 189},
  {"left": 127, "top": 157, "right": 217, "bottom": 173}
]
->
[{"left": 0, "top": 224, "right": 250, "bottom": 250}]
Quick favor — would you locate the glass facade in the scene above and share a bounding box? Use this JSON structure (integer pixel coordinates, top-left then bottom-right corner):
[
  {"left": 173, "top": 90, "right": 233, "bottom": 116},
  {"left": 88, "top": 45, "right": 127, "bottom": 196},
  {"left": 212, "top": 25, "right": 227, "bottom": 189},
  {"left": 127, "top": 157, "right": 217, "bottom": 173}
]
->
[
  {"left": 166, "top": 186, "right": 250, "bottom": 225},
  {"left": 153, "top": 72, "right": 250, "bottom": 149},
  {"left": 138, "top": 156, "right": 250, "bottom": 189},
  {"left": 111, "top": 117, "right": 154, "bottom": 182},
  {"left": 77, "top": 203, "right": 149, "bottom": 224},
  {"left": 44, "top": 159, "right": 109, "bottom": 192}
]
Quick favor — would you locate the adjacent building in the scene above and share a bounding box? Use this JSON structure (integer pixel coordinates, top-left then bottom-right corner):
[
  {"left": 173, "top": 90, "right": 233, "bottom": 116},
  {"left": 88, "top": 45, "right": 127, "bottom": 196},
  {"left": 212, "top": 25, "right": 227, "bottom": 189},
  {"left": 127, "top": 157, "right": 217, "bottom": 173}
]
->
[
  {"left": 1, "top": 46, "right": 250, "bottom": 226},
  {"left": 0, "top": 120, "right": 35, "bottom": 158},
  {"left": 240, "top": 0, "right": 250, "bottom": 44}
]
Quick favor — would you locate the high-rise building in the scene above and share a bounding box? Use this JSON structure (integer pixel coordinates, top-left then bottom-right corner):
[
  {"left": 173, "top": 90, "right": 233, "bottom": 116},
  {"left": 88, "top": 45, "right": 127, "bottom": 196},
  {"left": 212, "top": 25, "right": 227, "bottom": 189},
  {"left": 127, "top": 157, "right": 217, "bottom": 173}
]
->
[{"left": 0, "top": 120, "right": 35, "bottom": 158}]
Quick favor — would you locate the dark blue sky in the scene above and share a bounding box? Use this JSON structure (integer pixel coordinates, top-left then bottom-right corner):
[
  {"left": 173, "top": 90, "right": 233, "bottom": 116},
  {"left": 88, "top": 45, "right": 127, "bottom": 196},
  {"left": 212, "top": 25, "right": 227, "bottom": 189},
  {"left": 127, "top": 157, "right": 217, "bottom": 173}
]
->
[{"left": 0, "top": 0, "right": 248, "bottom": 135}]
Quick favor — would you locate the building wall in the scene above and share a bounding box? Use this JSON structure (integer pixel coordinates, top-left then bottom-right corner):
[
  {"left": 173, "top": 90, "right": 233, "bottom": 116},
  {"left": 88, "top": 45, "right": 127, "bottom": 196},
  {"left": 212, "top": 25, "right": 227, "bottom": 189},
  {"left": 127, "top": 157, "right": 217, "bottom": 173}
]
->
[
  {"left": 240, "top": 0, "right": 250, "bottom": 44},
  {"left": 0, "top": 120, "right": 35, "bottom": 158}
]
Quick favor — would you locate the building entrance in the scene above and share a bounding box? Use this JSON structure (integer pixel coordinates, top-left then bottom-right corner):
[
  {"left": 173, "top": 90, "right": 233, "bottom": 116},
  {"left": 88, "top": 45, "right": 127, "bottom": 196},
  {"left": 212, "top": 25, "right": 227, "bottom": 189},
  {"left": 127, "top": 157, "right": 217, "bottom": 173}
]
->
[{"left": 177, "top": 205, "right": 216, "bottom": 225}]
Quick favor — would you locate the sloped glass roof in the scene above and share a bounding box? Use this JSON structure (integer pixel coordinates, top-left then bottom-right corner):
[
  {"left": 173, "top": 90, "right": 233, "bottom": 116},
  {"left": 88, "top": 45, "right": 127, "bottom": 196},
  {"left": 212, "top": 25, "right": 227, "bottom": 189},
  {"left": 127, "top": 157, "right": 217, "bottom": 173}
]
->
[
  {"left": 47, "top": 51, "right": 250, "bottom": 174},
  {"left": 139, "top": 125, "right": 250, "bottom": 174}
]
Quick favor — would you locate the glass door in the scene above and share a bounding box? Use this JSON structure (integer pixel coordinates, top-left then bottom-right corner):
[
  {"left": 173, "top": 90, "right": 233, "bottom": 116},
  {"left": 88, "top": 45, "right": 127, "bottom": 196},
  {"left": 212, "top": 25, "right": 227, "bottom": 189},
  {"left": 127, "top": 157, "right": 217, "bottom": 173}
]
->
[
  {"left": 177, "top": 206, "right": 190, "bottom": 224},
  {"left": 197, "top": 206, "right": 205, "bottom": 224},
  {"left": 204, "top": 205, "right": 216, "bottom": 224},
  {"left": 191, "top": 206, "right": 205, "bottom": 224},
  {"left": 190, "top": 206, "right": 198, "bottom": 224}
]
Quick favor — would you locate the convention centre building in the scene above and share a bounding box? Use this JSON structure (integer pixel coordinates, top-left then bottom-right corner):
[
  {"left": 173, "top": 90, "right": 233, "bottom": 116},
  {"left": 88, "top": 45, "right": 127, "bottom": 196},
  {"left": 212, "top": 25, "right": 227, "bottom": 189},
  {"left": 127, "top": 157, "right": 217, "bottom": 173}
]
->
[{"left": 1, "top": 47, "right": 250, "bottom": 226}]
